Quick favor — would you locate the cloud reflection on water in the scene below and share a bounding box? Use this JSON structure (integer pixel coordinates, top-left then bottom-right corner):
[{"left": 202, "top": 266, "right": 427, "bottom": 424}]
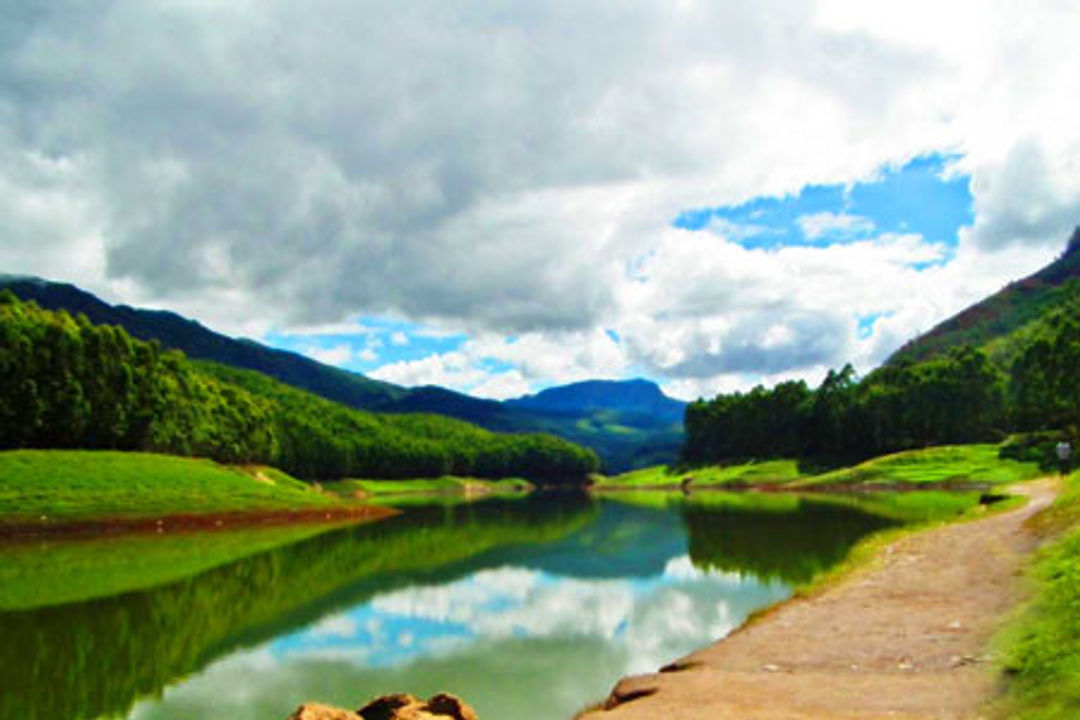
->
[{"left": 129, "top": 555, "right": 787, "bottom": 720}]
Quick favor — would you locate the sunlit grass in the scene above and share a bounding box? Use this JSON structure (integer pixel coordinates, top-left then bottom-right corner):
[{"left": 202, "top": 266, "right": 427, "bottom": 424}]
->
[
  {"left": 0, "top": 449, "right": 343, "bottom": 525},
  {"left": 323, "top": 476, "right": 532, "bottom": 497},
  {"left": 798, "top": 445, "right": 1040, "bottom": 488},
  {"left": 995, "top": 471, "right": 1080, "bottom": 720},
  {"left": 598, "top": 459, "right": 806, "bottom": 488},
  {"left": 598, "top": 445, "right": 1040, "bottom": 490}
]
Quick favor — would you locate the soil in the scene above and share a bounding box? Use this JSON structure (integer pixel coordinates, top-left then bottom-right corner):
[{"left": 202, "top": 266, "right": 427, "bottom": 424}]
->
[
  {"left": 580, "top": 478, "right": 1058, "bottom": 720},
  {"left": 0, "top": 504, "right": 397, "bottom": 540}
]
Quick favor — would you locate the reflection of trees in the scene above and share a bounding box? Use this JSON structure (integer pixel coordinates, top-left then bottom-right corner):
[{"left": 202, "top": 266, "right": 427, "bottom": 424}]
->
[
  {"left": 0, "top": 495, "right": 596, "bottom": 720},
  {"left": 682, "top": 498, "right": 897, "bottom": 585}
]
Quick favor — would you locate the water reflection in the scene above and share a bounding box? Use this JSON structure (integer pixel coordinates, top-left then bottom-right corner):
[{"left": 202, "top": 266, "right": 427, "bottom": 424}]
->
[{"left": 0, "top": 490, "right": 974, "bottom": 720}]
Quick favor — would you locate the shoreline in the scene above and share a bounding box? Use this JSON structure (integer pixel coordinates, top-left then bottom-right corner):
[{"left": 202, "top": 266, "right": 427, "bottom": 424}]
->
[
  {"left": 0, "top": 504, "right": 397, "bottom": 541},
  {"left": 590, "top": 480, "right": 1001, "bottom": 494},
  {"left": 579, "top": 478, "right": 1057, "bottom": 719}
]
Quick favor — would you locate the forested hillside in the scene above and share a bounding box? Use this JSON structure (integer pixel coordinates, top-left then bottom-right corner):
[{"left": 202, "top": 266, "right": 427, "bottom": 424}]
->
[
  {"left": 685, "top": 230, "right": 1080, "bottom": 468},
  {"left": 888, "top": 227, "right": 1080, "bottom": 367},
  {"left": 0, "top": 275, "right": 405, "bottom": 408},
  {"left": 0, "top": 276, "right": 682, "bottom": 471},
  {"left": 0, "top": 293, "right": 598, "bottom": 482},
  {"left": 684, "top": 347, "right": 1006, "bottom": 464}
]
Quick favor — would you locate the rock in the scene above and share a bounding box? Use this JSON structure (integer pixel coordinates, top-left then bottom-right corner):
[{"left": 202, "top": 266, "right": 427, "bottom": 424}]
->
[
  {"left": 289, "top": 703, "right": 361, "bottom": 720},
  {"left": 357, "top": 694, "right": 418, "bottom": 720},
  {"left": 602, "top": 675, "right": 659, "bottom": 710},
  {"left": 356, "top": 693, "right": 478, "bottom": 720},
  {"left": 425, "top": 694, "right": 478, "bottom": 720}
]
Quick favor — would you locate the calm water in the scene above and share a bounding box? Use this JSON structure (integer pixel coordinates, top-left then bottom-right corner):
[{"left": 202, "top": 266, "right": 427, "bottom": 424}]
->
[{"left": 0, "top": 491, "right": 977, "bottom": 720}]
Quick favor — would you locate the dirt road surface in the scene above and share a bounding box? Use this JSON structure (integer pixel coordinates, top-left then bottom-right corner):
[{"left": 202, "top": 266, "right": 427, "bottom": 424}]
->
[{"left": 581, "top": 479, "right": 1058, "bottom": 720}]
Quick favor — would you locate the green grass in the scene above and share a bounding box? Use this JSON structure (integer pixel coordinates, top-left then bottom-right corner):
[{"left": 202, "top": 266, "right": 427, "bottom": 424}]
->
[
  {"left": 598, "top": 459, "right": 807, "bottom": 488},
  {"left": 995, "top": 471, "right": 1080, "bottom": 720},
  {"left": 322, "top": 476, "right": 533, "bottom": 500},
  {"left": 596, "top": 446, "right": 1041, "bottom": 498},
  {"left": 604, "top": 485, "right": 985, "bottom": 523},
  {"left": 797, "top": 444, "right": 1040, "bottom": 488},
  {"left": 598, "top": 446, "right": 1040, "bottom": 490},
  {"left": 0, "top": 449, "right": 345, "bottom": 525}
]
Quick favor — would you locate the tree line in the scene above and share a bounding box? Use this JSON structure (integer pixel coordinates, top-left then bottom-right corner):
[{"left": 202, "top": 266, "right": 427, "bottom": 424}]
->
[
  {"left": 0, "top": 293, "right": 598, "bottom": 482},
  {"left": 683, "top": 301, "right": 1080, "bottom": 466}
]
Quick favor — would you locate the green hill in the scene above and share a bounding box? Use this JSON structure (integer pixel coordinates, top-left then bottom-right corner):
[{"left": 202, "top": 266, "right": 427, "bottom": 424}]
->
[
  {"left": 0, "top": 450, "right": 345, "bottom": 527},
  {"left": 682, "top": 228, "right": 1080, "bottom": 468},
  {"left": 888, "top": 226, "right": 1080, "bottom": 368},
  {"left": 0, "top": 274, "right": 405, "bottom": 407},
  {"left": 0, "top": 276, "right": 683, "bottom": 471},
  {"left": 0, "top": 293, "right": 598, "bottom": 482}
]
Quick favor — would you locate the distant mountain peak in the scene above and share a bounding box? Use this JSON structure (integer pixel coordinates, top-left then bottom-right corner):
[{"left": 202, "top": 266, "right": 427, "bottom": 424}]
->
[{"left": 507, "top": 377, "right": 685, "bottom": 420}]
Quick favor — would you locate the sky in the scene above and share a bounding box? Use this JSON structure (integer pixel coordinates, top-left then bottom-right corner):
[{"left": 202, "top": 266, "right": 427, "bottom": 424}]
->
[{"left": 3, "top": 1, "right": 1080, "bottom": 400}]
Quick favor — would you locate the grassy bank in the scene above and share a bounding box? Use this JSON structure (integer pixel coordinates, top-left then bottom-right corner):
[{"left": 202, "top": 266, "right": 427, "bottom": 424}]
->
[
  {"left": 797, "top": 445, "right": 1040, "bottom": 488},
  {"left": 596, "top": 459, "right": 807, "bottom": 488},
  {"left": 995, "top": 471, "right": 1080, "bottom": 719},
  {"left": 323, "top": 476, "right": 533, "bottom": 501},
  {"left": 597, "top": 444, "right": 1040, "bottom": 491},
  {"left": 0, "top": 449, "right": 351, "bottom": 527}
]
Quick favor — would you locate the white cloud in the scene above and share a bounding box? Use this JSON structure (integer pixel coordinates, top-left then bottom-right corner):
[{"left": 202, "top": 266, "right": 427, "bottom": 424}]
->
[
  {"left": 797, "top": 211, "right": 875, "bottom": 240},
  {"left": 303, "top": 343, "right": 354, "bottom": 367},
  {"left": 2, "top": 1, "right": 1079, "bottom": 393},
  {"left": 306, "top": 613, "right": 358, "bottom": 639},
  {"left": 469, "top": 371, "right": 533, "bottom": 401},
  {"left": 706, "top": 217, "right": 775, "bottom": 242},
  {"left": 390, "top": 331, "right": 409, "bottom": 346},
  {"left": 369, "top": 329, "right": 630, "bottom": 398},
  {"left": 368, "top": 351, "right": 490, "bottom": 392}
]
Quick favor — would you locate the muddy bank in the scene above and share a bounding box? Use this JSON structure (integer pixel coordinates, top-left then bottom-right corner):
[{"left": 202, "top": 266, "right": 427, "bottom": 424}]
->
[
  {"left": 0, "top": 504, "right": 396, "bottom": 540},
  {"left": 580, "top": 479, "right": 1057, "bottom": 720}
]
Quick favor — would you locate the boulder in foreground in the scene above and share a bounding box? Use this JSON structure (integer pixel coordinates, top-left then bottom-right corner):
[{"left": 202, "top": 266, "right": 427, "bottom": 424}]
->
[{"left": 288, "top": 693, "right": 477, "bottom": 720}]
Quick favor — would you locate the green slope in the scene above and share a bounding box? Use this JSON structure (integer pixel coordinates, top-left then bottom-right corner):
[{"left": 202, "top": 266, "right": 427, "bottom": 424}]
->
[
  {"left": 0, "top": 295, "right": 598, "bottom": 482},
  {"left": 0, "top": 276, "right": 683, "bottom": 471},
  {"left": 0, "top": 450, "right": 344, "bottom": 526},
  {"left": 888, "top": 227, "right": 1080, "bottom": 367},
  {"left": 0, "top": 274, "right": 404, "bottom": 407}
]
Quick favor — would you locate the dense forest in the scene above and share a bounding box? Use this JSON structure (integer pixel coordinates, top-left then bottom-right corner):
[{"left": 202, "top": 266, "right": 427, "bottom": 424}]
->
[
  {"left": 0, "top": 293, "right": 598, "bottom": 482},
  {"left": 1, "top": 276, "right": 683, "bottom": 472},
  {"left": 683, "top": 297, "right": 1080, "bottom": 467}
]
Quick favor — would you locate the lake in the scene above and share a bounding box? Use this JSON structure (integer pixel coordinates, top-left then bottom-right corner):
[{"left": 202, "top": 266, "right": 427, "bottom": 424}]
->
[{"left": 0, "top": 490, "right": 979, "bottom": 720}]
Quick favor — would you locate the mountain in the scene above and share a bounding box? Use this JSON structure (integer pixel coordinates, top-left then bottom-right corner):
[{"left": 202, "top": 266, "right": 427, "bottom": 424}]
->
[
  {"left": 508, "top": 378, "right": 685, "bottom": 424},
  {"left": 369, "top": 381, "right": 684, "bottom": 471},
  {"left": 0, "top": 276, "right": 685, "bottom": 471},
  {"left": 887, "top": 226, "right": 1080, "bottom": 367}
]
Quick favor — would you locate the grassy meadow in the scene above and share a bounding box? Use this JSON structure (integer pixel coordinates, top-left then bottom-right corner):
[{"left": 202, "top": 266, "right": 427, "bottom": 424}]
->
[
  {"left": 995, "top": 469, "right": 1080, "bottom": 720},
  {"left": 597, "top": 444, "right": 1041, "bottom": 491},
  {"left": 0, "top": 450, "right": 345, "bottom": 526},
  {"left": 323, "top": 476, "right": 533, "bottom": 500}
]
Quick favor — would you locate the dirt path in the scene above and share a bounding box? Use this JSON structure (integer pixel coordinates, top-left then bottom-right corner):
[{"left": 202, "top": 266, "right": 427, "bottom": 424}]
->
[{"left": 580, "top": 479, "right": 1058, "bottom": 720}]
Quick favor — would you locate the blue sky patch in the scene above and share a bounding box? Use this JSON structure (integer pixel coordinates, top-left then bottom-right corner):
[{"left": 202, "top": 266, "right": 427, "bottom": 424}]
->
[
  {"left": 265, "top": 318, "right": 467, "bottom": 374},
  {"left": 856, "top": 312, "right": 892, "bottom": 340},
  {"left": 673, "top": 154, "right": 973, "bottom": 253}
]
